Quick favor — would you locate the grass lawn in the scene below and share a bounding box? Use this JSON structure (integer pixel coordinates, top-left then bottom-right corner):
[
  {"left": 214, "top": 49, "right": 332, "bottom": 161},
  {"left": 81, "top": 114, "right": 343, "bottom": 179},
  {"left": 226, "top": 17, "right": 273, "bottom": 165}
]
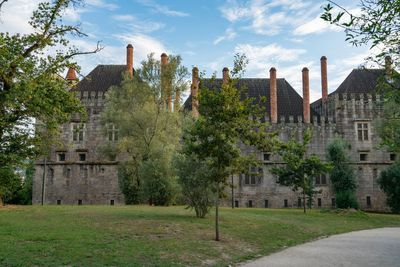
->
[{"left": 0, "top": 205, "right": 399, "bottom": 266}]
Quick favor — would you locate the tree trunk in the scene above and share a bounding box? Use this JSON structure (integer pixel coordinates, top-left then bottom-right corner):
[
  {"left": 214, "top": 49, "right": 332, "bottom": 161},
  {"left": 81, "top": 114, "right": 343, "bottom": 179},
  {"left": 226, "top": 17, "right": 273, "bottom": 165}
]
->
[
  {"left": 41, "top": 157, "right": 47, "bottom": 206},
  {"left": 303, "top": 191, "right": 306, "bottom": 214},
  {"left": 231, "top": 174, "right": 234, "bottom": 209},
  {"left": 215, "top": 184, "right": 220, "bottom": 241}
]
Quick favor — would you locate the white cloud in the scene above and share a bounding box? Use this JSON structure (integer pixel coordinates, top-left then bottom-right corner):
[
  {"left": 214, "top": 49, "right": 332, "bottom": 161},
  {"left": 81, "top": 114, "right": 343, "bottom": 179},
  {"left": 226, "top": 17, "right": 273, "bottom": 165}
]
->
[
  {"left": 293, "top": 16, "right": 340, "bottom": 36},
  {"left": 137, "top": 0, "right": 189, "bottom": 17},
  {"left": 85, "top": 0, "right": 118, "bottom": 10},
  {"left": 112, "top": 14, "right": 135, "bottom": 22},
  {"left": 234, "top": 43, "right": 306, "bottom": 72},
  {"left": 0, "top": 0, "right": 39, "bottom": 34},
  {"left": 219, "top": 0, "right": 316, "bottom": 36},
  {"left": 214, "top": 28, "right": 237, "bottom": 45},
  {"left": 113, "top": 33, "right": 168, "bottom": 66}
]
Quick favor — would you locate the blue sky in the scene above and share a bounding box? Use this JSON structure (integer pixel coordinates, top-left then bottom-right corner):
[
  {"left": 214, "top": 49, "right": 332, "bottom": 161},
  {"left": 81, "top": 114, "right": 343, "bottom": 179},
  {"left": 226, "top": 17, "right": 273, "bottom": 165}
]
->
[{"left": 2, "top": 0, "right": 372, "bottom": 102}]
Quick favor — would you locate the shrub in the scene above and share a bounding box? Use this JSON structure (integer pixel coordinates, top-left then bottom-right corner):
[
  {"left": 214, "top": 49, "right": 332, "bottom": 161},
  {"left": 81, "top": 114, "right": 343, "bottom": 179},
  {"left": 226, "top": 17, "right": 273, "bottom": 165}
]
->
[{"left": 378, "top": 162, "right": 400, "bottom": 213}]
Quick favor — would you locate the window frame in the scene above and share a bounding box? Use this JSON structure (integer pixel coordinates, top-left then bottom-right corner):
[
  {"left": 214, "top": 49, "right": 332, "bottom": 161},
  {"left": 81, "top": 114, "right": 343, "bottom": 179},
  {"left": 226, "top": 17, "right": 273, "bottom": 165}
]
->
[{"left": 356, "top": 122, "right": 369, "bottom": 141}]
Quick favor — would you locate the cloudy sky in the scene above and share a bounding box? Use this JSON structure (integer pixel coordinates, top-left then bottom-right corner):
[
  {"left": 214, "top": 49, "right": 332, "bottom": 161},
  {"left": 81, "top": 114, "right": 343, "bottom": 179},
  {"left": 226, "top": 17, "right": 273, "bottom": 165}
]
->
[{"left": 1, "top": 0, "right": 373, "bottom": 102}]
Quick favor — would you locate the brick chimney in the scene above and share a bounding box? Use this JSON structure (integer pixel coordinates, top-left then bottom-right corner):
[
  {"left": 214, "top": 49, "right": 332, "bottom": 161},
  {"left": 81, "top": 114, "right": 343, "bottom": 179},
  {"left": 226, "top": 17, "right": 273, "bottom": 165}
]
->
[
  {"left": 269, "top": 67, "right": 278, "bottom": 123},
  {"left": 385, "top": 55, "right": 392, "bottom": 77},
  {"left": 126, "top": 44, "right": 134, "bottom": 78},
  {"left": 302, "top": 67, "right": 310, "bottom": 124},
  {"left": 65, "top": 67, "right": 77, "bottom": 81},
  {"left": 161, "top": 53, "right": 172, "bottom": 111},
  {"left": 191, "top": 67, "right": 199, "bottom": 118},
  {"left": 320, "top": 56, "right": 328, "bottom": 103},
  {"left": 222, "top": 67, "right": 230, "bottom": 85}
]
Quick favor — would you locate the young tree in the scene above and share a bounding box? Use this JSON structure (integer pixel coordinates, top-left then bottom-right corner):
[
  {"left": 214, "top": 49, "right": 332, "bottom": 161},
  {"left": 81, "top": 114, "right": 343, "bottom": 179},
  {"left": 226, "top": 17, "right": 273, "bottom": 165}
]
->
[
  {"left": 326, "top": 139, "right": 358, "bottom": 209},
  {"left": 102, "top": 54, "right": 188, "bottom": 205},
  {"left": 0, "top": 0, "right": 100, "bottom": 190},
  {"left": 183, "top": 54, "right": 274, "bottom": 240},
  {"left": 378, "top": 161, "right": 400, "bottom": 213},
  {"left": 174, "top": 152, "right": 214, "bottom": 218},
  {"left": 271, "top": 129, "right": 331, "bottom": 213}
]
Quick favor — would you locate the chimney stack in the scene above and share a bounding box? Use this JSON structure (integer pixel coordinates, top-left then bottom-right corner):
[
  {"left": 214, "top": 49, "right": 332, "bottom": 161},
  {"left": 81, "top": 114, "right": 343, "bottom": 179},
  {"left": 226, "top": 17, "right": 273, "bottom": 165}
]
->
[
  {"left": 161, "top": 53, "right": 172, "bottom": 111},
  {"left": 302, "top": 67, "right": 310, "bottom": 124},
  {"left": 385, "top": 55, "right": 392, "bottom": 77},
  {"left": 222, "top": 67, "right": 230, "bottom": 85},
  {"left": 66, "top": 67, "right": 77, "bottom": 81},
  {"left": 126, "top": 44, "right": 134, "bottom": 78},
  {"left": 269, "top": 67, "right": 278, "bottom": 123},
  {"left": 320, "top": 56, "right": 328, "bottom": 103},
  {"left": 191, "top": 67, "right": 199, "bottom": 118}
]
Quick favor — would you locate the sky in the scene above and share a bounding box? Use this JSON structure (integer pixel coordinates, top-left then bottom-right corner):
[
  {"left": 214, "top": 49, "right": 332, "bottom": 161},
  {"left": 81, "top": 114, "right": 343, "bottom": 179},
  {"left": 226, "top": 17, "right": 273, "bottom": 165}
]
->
[{"left": 1, "top": 0, "right": 374, "bottom": 102}]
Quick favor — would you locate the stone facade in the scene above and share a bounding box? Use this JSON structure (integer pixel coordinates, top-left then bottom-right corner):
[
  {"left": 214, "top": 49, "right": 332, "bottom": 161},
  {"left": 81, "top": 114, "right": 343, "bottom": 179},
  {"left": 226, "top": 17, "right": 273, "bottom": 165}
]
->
[{"left": 33, "top": 46, "right": 394, "bottom": 211}]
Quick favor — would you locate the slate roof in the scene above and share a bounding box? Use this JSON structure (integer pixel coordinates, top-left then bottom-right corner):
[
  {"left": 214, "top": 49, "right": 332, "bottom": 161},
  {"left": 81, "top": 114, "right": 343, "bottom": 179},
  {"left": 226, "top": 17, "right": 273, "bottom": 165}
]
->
[
  {"left": 333, "top": 69, "right": 385, "bottom": 94},
  {"left": 71, "top": 65, "right": 133, "bottom": 92},
  {"left": 184, "top": 78, "right": 312, "bottom": 122}
]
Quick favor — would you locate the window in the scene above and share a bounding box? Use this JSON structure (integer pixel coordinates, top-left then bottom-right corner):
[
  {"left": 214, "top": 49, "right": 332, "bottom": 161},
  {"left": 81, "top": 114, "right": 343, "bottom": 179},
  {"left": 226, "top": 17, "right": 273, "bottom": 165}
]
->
[
  {"left": 318, "top": 198, "right": 322, "bottom": 207},
  {"left": 390, "top": 153, "right": 397, "bottom": 161},
  {"left": 244, "top": 167, "right": 263, "bottom": 185},
  {"left": 366, "top": 196, "right": 371, "bottom": 208},
  {"left": 284, "top": 199, "right": 288, "bottom": 208},
  {"left": 360, "top": 153, "right": 368, "bottom": 161},
  {"left": 72, "top": 123, "right": 85, "bottom": 142},
  {"left": 57, "top": 200, "right": 61, "bottom": 205},
  {"left": 110, "top": 200, "right": 115, "bottom": 206},
  {"left": 79, "top": 153, "right": 86, "bottom": 162},
  {"left": 263, "top": 152, "right": 271, "bottom": 162},
  {"left": 332, "top": 198, "right": 336, "bottom": 208},
  {"left": 357, "top": 122, "right": 369, "bottom": 141},
  {"left": 57, "top": 153, "right": 66, "bottom": 162},
  {"left": 234, "top": 200, "right": 239, "bottom": 208},
  {"left": 78, "top": 199, "right": 83, "bottom": 205},
  {"left": 107, "top": 124, "right": 119, "bottom": 142},
  {"left": 315, "top": 174, "right": 327, "bottom": 185},
  {"left": 264, "top": 199, "right": 269, "bottom": 208}
]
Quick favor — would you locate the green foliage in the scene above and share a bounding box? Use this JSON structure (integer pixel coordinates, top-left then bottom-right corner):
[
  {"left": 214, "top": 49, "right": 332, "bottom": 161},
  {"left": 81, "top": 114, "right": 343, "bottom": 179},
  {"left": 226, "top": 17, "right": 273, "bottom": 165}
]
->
[
  {"left": 271, "top": 129, "right": 331, "bottom": 213},
  {"left": 174, "top": 153, "right": 214, "bottom": 218},
  {"left": 336, "top": 190, "right": 359, "bottom": 210},
  {"left": 0, "top": 0, "right": 100, "bottom": 194},
  {"left": 378, "top": 162, "right": 400, "bottom": 213},
  {"left": 321, "top": 0, "right": 400, "bottom": 66},
  {"left": 140, "top": 157, "right": 178, "bottom": 206},
  {"left": 102, "top": 54, "right": 188, "bottom": 205},
  {"left": 0, "top": 166, "right": 21, "bottom": 205},
  {"left": 182, "top": 54, "right": 275, "bottom": 239},
  {"left": 327, "top": 138, "right": 358, "bottom": 209}
]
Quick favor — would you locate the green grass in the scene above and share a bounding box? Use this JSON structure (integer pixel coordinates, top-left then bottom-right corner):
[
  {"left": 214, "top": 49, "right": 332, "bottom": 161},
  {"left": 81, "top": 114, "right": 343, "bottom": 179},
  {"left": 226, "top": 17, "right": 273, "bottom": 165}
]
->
[{"left": 0, "top": 205, "right": 399, "bottom": 266}]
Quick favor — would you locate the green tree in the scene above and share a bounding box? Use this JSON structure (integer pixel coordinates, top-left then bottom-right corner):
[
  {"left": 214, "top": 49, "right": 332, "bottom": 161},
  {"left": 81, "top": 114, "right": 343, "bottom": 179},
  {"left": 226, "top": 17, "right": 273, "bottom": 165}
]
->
[
  {"left": 326, "top": 139, "right": 358, "bottom": 209},
  {"left": 378, "top": 161, "right": 400, "bottom": 213},
  {"left": 271, "top": 129, "right": 331, "bottom": 213},
  {"left": 0, "top": 0, "right": 100, "bottom": 193},
  {"left": 183, "top": 54, "right": 274, "bottom": 240},
  {"left": 174, "top": 152, "right": 214, "bottom": 218},
  {"left": 102, "top": 54, "right": 188, "bottom": 205},
  {"left": 0, "top": 166, "right": 21, "bottom": 205}
]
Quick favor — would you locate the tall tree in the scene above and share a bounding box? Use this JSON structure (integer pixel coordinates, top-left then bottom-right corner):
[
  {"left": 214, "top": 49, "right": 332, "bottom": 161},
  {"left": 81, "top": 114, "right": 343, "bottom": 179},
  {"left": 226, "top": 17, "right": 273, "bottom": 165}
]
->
[
  {"left": 271, "top": 129, "right": 331, "bottom": 213},
  {"left": 183, "top": 54, "right": 274, "bottom": 240},
  {"left": 0, "top": 0, "right": 100, "bottom": 192},
  {"left": 101, "top": 54, "right": 188, "bottom": 205},
  {"left": 326, "top": 138, "right": 358, "bottom": 209}
]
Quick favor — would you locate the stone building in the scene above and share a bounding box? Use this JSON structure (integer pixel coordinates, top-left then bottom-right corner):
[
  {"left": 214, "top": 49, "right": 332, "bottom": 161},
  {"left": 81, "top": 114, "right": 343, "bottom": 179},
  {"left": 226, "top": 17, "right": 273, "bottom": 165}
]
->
[{"left": 33, "top": 44, "right": 394, "bottom": 211}]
